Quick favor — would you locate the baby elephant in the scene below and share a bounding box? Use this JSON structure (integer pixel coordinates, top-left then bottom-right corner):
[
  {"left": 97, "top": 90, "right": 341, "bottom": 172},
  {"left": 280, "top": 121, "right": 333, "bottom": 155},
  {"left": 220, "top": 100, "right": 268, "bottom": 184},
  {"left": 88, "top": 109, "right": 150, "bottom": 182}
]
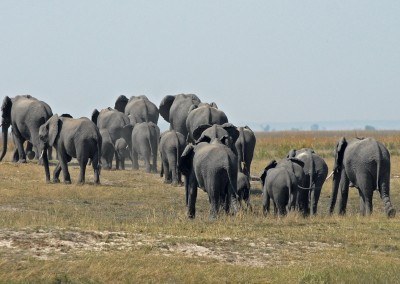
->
[
  {"left": 131, "top": 122, "right": 160, "bottom": 173},
  {"left": 237, "top": 172, "right": 251, "bottom": 210},
  {"left": 159, "top": 130, "right": 186, "bottom": 186},
  {"left": 115, "top": 138, "right": 131, "bottom": 170}
]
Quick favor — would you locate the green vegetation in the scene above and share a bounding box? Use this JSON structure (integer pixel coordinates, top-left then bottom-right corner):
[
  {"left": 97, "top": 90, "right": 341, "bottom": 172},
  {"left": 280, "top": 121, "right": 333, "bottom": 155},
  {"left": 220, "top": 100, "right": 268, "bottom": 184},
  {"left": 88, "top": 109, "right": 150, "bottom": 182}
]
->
[{"left": 1, "top": 131, "right": 400, "bottom": 283}]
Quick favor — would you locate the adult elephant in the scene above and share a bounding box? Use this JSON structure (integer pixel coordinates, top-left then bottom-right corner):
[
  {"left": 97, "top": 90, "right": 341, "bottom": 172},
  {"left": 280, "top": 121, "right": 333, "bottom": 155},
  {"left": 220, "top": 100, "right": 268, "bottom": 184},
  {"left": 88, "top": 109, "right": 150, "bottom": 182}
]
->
[
  {"left": 186, "top": 103, "right": 229, "bottom": 143},
  {"left": 38, "top": 114, "right": 101, "bottom": 184},
  {"left": 131, "top": 122, "right": 160, "bottom": 173},
  {"left": 235, "top": 126, "right": 256, "bottom": 177},
  {"left": 179, "top": 138, "right": 239, "bottom": 219},
  {"left": 287, "top": 148, "right": 328, "bottom": 216},
  {"left": 329, "top": 137, "right": 396, "bottom": 217},
  {"left": 159, "top": 94, "right": 201, "bottom": 138},
  {"left": 92, "top": 107, "right": 133, "bottom": 169},
  {"left": 1, "top": 95, "right": 53, "bottom": 163},
  {"left": 114, "top": 95, "right": 159, "bottom": 124}
]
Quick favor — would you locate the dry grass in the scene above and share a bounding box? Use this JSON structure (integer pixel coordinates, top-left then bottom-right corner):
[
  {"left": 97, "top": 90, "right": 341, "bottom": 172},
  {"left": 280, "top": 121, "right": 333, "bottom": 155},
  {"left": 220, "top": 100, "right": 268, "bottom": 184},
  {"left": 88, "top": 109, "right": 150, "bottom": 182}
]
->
[{"left": 0, "top": 131, "right": 400, "bottom": 283}]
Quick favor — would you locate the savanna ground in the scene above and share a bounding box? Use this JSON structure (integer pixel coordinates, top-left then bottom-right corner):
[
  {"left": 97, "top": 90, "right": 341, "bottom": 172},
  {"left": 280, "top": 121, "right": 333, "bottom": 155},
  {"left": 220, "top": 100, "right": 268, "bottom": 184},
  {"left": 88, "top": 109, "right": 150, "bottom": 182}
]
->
[{"left": 1, "top": 131, "right": 400, "bottom": 283}]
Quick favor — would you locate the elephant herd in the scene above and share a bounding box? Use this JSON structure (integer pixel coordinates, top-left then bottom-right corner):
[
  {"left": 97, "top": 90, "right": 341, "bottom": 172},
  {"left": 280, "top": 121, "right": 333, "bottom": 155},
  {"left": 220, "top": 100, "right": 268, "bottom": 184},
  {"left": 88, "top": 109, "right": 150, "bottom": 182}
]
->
[{"left": 0, "top": 94, "right": 396, "bottom": 219}]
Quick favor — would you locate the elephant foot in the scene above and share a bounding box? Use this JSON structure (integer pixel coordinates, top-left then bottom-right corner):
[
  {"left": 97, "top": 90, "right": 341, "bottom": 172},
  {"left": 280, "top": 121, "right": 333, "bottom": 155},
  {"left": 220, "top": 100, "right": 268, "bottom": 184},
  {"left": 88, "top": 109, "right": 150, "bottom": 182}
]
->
[
  {"left": 64, "top": 180, "right": 72, "bottom": 185},
  {"left": 163, "top": 179, "right": 172, "bottom": 184},
  {"left": 27, "top": 151, "right": 35, "bottom": 160},
  {"left": 387, "top": 208, "right": 396, "bottom": 218},
  {"left": 53, "top": 178, "right": 60, "bottom": 183},
  {"left": 18, "top": 159, "right": 27, "bottom": 164}
]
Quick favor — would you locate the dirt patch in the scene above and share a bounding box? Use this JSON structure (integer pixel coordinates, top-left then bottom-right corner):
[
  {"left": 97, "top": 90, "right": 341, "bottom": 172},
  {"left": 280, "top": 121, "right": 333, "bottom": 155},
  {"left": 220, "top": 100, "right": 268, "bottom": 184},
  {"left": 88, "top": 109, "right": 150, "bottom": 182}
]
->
[{"left": 0, "top": 228, "right": 343, "bottom": 266}]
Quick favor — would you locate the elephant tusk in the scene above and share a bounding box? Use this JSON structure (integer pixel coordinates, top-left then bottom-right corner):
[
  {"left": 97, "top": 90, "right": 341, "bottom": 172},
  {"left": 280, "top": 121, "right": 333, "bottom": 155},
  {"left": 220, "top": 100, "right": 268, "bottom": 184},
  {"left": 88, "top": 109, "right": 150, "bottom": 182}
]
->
[
  {"left": 39, "top": 150, "right": 44, "bottom": 160},
  {"left": 326, "top": 171, "right": 334, "bottom": 181}
]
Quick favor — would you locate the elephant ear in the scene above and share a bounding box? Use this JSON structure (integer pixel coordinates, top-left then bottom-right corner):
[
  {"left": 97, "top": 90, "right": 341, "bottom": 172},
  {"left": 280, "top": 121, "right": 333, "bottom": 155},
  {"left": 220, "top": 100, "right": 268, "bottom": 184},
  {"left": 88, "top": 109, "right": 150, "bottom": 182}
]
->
[
  {"left": 115, "top": 95, "right": 129, "bottom": 113},
  {"left": 120, "top": 124, "right": 134, "bottom": 143},
  {"left": 222, "top": 123, "right": 239, "bottom": 143},
  {"left": 159, "top": 95, "right": 175, "bottom": 122},
  {"left": 48, "top": 114, "right": 60, "bottom": 147},
  {"left": 287, "top": 149, "right": 297, "bottom": 158},
  {"left": 91, "top": 109, "right": 100, "bottom": 125},
  {"left": 334, "top": 137, "right": 347, "bottom": 171},
  {"left": 193, "top": 124, "right": 212, "bottom": 142},
  {"left": 288, "top": 157, "right": 305, "bottom": 168},
  {"left": 1, "top": 96, "right": 12, "bottom": 123},
  {"left": 210, "top": 102, "right": 218, "bottom": 109},
  {"left": 60, "top": 113, "right": 73, "bottom": 118},
  {"left": 260, "top": 160, "right": 277, "bottom": 186},
  {"left": 219, "top": 135, "right": 232, "bottom": 147},
  {"left": 179, "top": 144, "right": 195, "bottom": 176},
  {"left": 148, "top": 122, "right": 160, "bottom": 138}
]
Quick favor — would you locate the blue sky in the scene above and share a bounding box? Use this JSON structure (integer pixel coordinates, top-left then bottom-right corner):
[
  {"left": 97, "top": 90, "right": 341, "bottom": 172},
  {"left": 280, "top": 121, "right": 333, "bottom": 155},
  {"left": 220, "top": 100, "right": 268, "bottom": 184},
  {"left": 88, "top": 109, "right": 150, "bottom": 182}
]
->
[{"left": 1, "top": 1, "right": 399, "bottom": 127}]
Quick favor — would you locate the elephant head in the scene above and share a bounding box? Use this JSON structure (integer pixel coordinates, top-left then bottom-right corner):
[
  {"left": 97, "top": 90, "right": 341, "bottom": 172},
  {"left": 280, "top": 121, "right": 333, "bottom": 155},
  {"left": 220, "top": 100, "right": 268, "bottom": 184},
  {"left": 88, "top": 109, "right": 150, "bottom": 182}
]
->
[
  {"left": 91, "top": 109, "right": 100, "bottom": 125},
  {"left": 159, "top": 94, "right": 201, "bottom": 122},
  {"left": 38, "top": 114, "right": 60, "bottom": 182},
  {"left": 194, "top": 123, "right": 239, "bottom": 148},
  {"left": 329, "top": 137, "right": 348, "bottom": 214},
  {"left": 0, "top": 96, "right": 13, "bottom": 161},
  {"left": 114, "top": 95, "right": 129, "bottom": 113}
]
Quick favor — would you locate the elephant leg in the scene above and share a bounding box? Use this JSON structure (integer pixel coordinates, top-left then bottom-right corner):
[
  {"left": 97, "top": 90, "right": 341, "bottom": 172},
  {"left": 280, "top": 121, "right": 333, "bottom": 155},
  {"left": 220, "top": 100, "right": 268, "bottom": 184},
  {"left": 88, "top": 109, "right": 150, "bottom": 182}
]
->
[
  {"left": 26, "top": 142, "right": 36, "bottom": 160},
  {"left": 121, "top": 157, "right": 125, "bottom": 170},
  {"left": 13, "top": 133, "right": 26, "bottom": 163},
  {"left": 262, "top": 189, "right": 270, "bottom": 216},
  {"left": 115, "top": 151, "right": 120, "bottom": 170},
  {"left": 163, "top": 160, "right": 171, "bottom": 184},
  {"left": 357, "top": 175, "right": 374, "bottom": 216},
  {"left": 59, "top": 155, "right": 72, "bottom": 184},
  {"left": 152, "top": 152, "right": 157, "bottom": 173},
  {"left": 144, "top": 154, "right": 151, "bottom": 173},
  {"left": 311, "top": 184, "right": 323, "bottom": 215},
  {"left": 92, "top": 152, "right": 100, "bottom": 185},
  {"left": 209, "top": 187, "right": 220, "bottom": 220},
  {"left": 187, "top": 176, "right": 198, "bottom": 219},
  {"left": 131, "top": 150, "right": 139, "bottom": 170},
  {"left": 273, "top": 201, "right": 278, "bottom": 216},
  {"left": 47, "top": 147, "right": 53, "bottom": 161},
  {"left": 364, "top": 192, "right": 373, "bottom": 216},
  {"left": 168, "top": 153, "right": 178, "bottom": 185},
  {"left": 358, "top": 188, "right": 366, "bottom": 216},
  {"left": 379, "top": 174, "right": 396, "bottom": 218},
  {"left": 53, "top": 162, "right": 62, "bottom": 183},
  {"left": 12, "top": 148, "right": 19, "bottom": 163},
  {"left": 338, "top": 174, "right": 350, "bottom": 215},
  {"left": 223, "top": 186, "right": 231, "bottom": 215}
]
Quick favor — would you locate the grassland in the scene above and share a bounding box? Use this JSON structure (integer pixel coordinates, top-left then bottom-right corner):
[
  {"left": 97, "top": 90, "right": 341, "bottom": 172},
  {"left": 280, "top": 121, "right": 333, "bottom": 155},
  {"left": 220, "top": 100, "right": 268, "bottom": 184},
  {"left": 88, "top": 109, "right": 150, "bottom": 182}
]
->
[{"left": 1, "top": 131, "right": 400, "bottom": 283}]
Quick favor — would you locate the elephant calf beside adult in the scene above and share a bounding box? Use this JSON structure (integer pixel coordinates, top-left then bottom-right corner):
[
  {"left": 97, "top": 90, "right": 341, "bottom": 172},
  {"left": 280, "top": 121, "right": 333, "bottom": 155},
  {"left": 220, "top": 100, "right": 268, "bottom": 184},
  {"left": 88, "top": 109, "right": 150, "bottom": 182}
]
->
[
  {"left": 38, "top": 114, "right": 102, "bottom": 185},
  {"left": 1, "top": 95, "right": 53, "bottom": 163},
  {"left": 329, "top": 137, "right": 396, "bottom": 217}
]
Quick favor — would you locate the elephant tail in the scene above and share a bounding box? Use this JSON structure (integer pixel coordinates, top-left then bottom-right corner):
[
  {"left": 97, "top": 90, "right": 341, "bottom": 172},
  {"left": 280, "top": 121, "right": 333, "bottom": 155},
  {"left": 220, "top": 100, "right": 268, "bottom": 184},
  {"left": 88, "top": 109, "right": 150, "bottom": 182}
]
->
[
  {"left": 96, "top": 129, "right": 102, "bottom": 168},
  {"left": 375, "top": 140, "right": 383, "bottom": 190},
  {"left": 238, "top": 126, "right": 248, "bottom": 176}
]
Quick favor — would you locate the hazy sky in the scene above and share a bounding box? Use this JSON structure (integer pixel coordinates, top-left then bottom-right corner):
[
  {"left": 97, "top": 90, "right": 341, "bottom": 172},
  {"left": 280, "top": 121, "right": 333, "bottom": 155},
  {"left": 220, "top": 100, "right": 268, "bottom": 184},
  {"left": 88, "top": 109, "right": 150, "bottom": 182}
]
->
[{"left": 1, "top": 1, "right": 399, "bottom": 126}]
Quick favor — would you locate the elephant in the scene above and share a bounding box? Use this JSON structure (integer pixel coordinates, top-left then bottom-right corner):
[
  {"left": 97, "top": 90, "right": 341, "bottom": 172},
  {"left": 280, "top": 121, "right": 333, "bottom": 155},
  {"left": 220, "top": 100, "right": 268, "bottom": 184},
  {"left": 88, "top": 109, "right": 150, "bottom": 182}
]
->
[
  {"left": 192, "top": 123, "right": 239, "bottom": 153},
  {"left": 1, "top": 95, "right": 53, "bottom": 163},
  {"left": 115, "top": 138, "right": 131, "bottom": 170},
  {"left": 100, "top": 129, "right": 114, "bottom": 170},
  {"left": 92, "top": 107, "right": 133, "bottom": 169},
  {"left": 260, "top": 158, "right": 307, "bottom": 216},
  {"left": 38, "top": 114, "right": 102, "bottom": 185},
  {"left": 179, "top": 138, "right": 240, "bottom": 219},
  {"left": 114, "top": 95, "right": 159, "bottom": 124},
  {"left": 237, "top": 172, "right": 251, "bottom": 210},
  {"left": 235, "top": 126, "right": 256, "bottom": 177},
  {"left": 287, "top": 148, "right": 328, "bottom": 215},
  {"left": 159, "top": 130, "right": 186, "bottom": 186},
  {"left": 131, "top": 122, "right": 160, "bottom": 173},
  {"left": 159, "top": 94, "right": 201, "bottom": 138},
  {"left": 329, "top": 137, "right": 396, "bottom": 217},
  {"left": 186, "top": 103, "right": 229, "bottom": 143}
]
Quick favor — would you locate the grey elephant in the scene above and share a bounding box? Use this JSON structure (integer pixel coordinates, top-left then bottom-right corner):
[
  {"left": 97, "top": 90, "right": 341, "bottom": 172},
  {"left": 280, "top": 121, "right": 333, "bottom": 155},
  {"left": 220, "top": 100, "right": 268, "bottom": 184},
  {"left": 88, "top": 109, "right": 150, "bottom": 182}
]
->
[
  {"left": 131, "top": 122, "right": 160, "bottom": 173},
  {"left": 235, "top": 126, "right": 256, "bottom": 177},
  {"left": 237, "top": 172, "right": 251, "bottom": 210},
  {"left": 114, "top": 95, "right": 159, "bottom": 124},
  {"left": 186, "top": 103, "right": 229, "bottom": 143},
  {"left": 92, "top": 107, "right": 132, "bottom": 169},
  {"left": 193, "top": 123, "right": 239, "bottom": 152},
  {"left": 287, "top": 148, "right": 328, "bottom": 216},
  {"left": 329, "top": 137, "right": 396, "bottom": 217},
  {"left": 260, "top": 158, "right": 307, "bottom": 216},
  {"left": 1, "top": 95, "right": 53, "bottom": 163},
  {"left": 115, "top": 138, "right": 131, "bottom": 170},
  {"left": 38, "top": 114, "right": 102, "bottom": 184},
  {"left": 100, "top": 129, "right": 114, "bottom": 170},
  {"left": 159, "top": 94, "right": 201, "bottom": 138},
  {"left": 159, "top": 130, "right": 186, "bottom": 186},
  {"left": 179, "top": 138, "right": 239, "bottom": 219}
]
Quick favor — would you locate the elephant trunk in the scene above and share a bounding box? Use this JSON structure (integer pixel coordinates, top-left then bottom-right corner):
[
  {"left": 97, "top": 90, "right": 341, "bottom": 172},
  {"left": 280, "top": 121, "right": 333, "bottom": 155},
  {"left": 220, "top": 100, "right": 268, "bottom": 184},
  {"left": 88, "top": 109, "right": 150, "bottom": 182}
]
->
[{"left": 0, "top": 125, "right": 9, "bottom": 161}]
